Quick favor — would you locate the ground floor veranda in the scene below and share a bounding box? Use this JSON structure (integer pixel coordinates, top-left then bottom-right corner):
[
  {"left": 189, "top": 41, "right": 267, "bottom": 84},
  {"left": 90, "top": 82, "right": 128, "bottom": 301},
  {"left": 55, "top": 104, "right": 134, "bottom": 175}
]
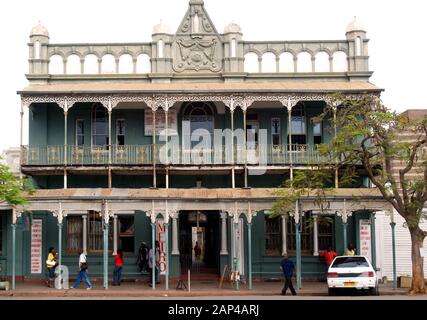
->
[{"left": 0, "top": 188, "right": 394, "bottom": 291}]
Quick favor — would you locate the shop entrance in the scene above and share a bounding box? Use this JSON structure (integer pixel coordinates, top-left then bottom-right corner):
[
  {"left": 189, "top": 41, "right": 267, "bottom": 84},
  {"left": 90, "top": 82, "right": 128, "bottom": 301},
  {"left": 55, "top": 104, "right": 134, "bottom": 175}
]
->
[{"left": 179, "top": 211, "right": 220, "bottom": 275}]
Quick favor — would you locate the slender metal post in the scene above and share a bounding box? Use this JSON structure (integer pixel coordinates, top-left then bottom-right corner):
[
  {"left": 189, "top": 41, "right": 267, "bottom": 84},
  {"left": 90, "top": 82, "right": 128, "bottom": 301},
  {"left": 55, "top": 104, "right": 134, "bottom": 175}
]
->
[
  {"left": 287, "top": 105, "right": 293, "bottom": 181},
  {"left": 370, "top": 213, "right": 377, "bottom": 269},
  {"left": 243, "top": 109, "right": 248, "bottom": 188},
  {"left": 12, "top": 223, "right": 16, "bottom": 290},
  {"left": 295, "top": 222, "right": 302, "bottom": 289},
  {"left": 152, "top": 110, "right": 157, "bottom": 188},
  {"left": 333, "top": 107, "right": 339, "bottom": 188},
  {"left": 234, "top": 220, "right": 239, "bottom": 290},
  {"left": 58, "top": 222, "right": 63, "bottom": 288},
  {"left": 231, "top": 109, "right": 235, "bottom": 188},
  {"left": 151, "top": 222, "right": 156, "bottom": 290},
  {"left": 64, "top": 109, "right": 68, "bottom": 189},
  {"left": 19, "top": 103, "right": 24, "bottom": 181},
  {"left": 390, "top": 221, "right": 397, "bottom": 290},
  {"left": 343, "top": 222, "right": 348, "bottom": 253},
  {"left": 108, "top": 110, "right": 112, "bottom": 188},
  {"left": 103, "top": 222, "right": 109, "bottom": 289},
  {"left": 247, "top": 222, "right": 252, "bottom": 290},
  {"left": 165, "top": 109, "right": 169, "bottom": 189},
  {"left": 165, "top": 222, "right": 169, "bottom": 290}
]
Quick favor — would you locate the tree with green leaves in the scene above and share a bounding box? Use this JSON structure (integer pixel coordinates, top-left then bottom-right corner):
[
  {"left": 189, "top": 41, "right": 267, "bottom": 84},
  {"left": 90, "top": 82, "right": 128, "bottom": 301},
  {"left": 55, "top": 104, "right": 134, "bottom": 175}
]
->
[
  {"left": 273, "top": 95, "right": 427, "bottom": 295},
  {"left": 0, "top": 159, "right": 30, "bottom": 206}
]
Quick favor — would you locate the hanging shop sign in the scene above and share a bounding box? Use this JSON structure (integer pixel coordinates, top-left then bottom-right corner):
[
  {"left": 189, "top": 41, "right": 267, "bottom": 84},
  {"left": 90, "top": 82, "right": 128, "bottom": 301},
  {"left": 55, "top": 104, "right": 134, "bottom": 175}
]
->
[
  {"left": 145, "top": 109, "right": 178, "bottom": 136},
  {"left": 359, "top": 219, "right": 372, "bottom": 263}
]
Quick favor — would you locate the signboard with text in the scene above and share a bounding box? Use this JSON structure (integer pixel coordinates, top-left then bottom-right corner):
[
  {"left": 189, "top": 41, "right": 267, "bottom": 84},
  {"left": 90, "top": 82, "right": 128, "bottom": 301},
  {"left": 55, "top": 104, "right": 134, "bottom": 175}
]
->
[
  {"left": 31, "top": 219, "right": 43, "bottom": 274},
  {"left": 156, "top": 219, "right": 167, "bottom": 275},
  {"left": 144, "top": 109, "right": 178, "bottom": 136},
  {"left": 359, "top": 219, "right": 372, "bottom": 262}
]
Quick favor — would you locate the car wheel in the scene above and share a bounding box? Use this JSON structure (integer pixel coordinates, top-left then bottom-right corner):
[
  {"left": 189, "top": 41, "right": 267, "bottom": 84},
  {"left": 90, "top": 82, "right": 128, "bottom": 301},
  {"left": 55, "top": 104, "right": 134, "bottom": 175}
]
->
[
  {"left": 370, "top": 286, "right": 379, "bottom": 296},
  {"left": 328, "top": 288, "right": 336, "bottom": 296}
]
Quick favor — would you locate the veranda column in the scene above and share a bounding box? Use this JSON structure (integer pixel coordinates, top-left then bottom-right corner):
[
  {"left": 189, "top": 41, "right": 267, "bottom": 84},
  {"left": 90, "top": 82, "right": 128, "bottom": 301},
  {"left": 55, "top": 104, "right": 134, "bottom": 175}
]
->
[
  {"left": 339, "top": 199, "right": 349, "bottom": 252},
  {"left": 102, "top": 201, "right": 110, "bottom": 290},
  {"left": 55, "top": 204, "right": 66, "bottom": 289},
  {"left": 11, "top": 208, "right": 19, "bottom": 290},
  {"left": 19, "top": 101, "right": 25, "bottom": 180},
  {"left": 313, "top": 215, "right": 319, "bottom": 256},
  {"left": 63, "top": 101, "right": 68, "bottom": 189},
  {"left": 82, "top": 214, "right": 88, "bottom": 255},
  {"left": 293, "top": 200, "right": 302, "bottom": 289},
  {"left": 283, "top": 99, "right": 297, "bottom": 182},
  {"left": 171, "top": 213, "right": 180, "bottom": 255},
  {"left": 390, "top": 210, "right": 397, "bottom": 290},
  {"left": 243, "top": 107, "right": 248, "bottom": 188},
  {"left": 233, "top": 211, "right": 239, "bottom": 291},
  {"left": 246, "top": 203, "right": 256, "bottom": 290},
  {"left": 108, "top": 104, "right": 112, "bottom": 188},
  {"left": 152, "top": 109, "right": 157, "bottom": 188},
  {"left": 165, "top": 104, "right": 169, "bottom": 189},
  {"left": 333, "top": 105, "right": 339, "bottom": 188},
  {"left": 231, "top": 107, "right": 235, "bottom": 188},
  {"left": 370, "top": 212, "right": 377, "bottom": 269},
  {"left": 149, "top": 201, "right": 156, "bottom": 290},
  {"left": 164, "top": 205, "right": 170, "bottom": 291},
  {"left": 220, "top": 212, "right": 228, "bottom": 255},
  {"left": 113, "top": 215, "right": 118, "bottom": 255},
  {"left": 281, "top": 215, "right": 287, "bottom": 255}
]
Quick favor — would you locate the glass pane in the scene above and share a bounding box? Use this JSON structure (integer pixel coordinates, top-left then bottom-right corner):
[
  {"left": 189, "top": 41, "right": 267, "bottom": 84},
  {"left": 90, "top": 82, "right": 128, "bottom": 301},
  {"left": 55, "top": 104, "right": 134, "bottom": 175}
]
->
[
  {"left": 77, "top": 120, "right": 84, "bottom": 135},
  {"left": 291, "top": 116, "right": 306, "bottom": 134},
  {"left": 67, "top": 216, "right": 82, "bottom": 253},
  {"left": 119, "top": 216, "right": 134, "bottom": 253},
  {"left": 313, "top": 122, "right": 321, "bottom": 136},
  {"left": 117, "top": 135, "right": 125, "bottom": 146}
]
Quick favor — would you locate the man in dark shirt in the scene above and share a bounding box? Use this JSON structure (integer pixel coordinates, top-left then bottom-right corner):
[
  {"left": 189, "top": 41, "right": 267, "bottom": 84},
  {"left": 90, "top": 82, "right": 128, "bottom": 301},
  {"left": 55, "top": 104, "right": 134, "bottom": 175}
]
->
[{"left": 280, "top": 254, "right": 297, "bottom": 296}]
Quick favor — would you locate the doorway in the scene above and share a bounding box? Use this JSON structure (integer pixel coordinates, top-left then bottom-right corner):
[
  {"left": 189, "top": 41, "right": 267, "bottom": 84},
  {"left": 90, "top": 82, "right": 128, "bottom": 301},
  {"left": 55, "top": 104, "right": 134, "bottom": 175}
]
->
[{"left": 179, "top": 211, "right": 220, "bottom": 275}]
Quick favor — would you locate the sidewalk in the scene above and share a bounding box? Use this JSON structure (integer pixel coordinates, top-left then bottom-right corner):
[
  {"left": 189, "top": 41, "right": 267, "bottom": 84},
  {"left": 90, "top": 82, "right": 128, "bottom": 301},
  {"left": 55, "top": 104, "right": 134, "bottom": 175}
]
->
[{"left": 0, "top": 279, "right": 408, "bottom": 298}]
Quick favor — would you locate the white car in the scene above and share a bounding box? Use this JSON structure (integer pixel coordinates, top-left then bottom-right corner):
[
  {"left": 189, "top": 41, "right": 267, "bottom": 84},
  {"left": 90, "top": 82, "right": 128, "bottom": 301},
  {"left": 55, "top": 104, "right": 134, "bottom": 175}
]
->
[{"left": 327, "top": 255, "right": 379, "bottom": 296}]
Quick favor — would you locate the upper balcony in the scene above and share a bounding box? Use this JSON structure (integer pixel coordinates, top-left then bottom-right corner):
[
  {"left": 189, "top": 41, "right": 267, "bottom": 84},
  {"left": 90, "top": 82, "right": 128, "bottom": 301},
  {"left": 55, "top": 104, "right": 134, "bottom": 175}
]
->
[{"left": 21, "top": 144, "right": 327, "bottom": 171}]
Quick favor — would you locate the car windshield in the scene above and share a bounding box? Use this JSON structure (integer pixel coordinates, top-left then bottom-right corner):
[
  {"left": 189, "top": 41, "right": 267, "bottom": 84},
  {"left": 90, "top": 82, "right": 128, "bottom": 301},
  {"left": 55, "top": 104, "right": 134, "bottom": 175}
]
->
[{"left": 331, "top": 257, "right": 369, "bottom": 268}]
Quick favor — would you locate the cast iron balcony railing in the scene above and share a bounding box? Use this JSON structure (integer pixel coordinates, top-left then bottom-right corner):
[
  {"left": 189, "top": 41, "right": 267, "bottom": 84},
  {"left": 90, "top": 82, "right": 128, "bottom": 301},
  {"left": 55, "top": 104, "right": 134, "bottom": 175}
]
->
[{"left": 21, "top": 144, "right": 329, "bottom": 167}]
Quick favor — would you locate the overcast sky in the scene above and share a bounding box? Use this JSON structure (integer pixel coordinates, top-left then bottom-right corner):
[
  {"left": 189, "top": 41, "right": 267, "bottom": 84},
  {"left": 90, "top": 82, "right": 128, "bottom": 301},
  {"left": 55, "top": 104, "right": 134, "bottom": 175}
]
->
[{"left": 0, "top": 0, "right": 426, "bottom": 152}]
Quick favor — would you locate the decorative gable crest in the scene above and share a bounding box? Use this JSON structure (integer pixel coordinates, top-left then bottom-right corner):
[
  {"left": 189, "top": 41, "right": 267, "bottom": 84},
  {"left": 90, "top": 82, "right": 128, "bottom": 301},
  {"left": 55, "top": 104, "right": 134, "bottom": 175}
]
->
[{"left": 172, "top": 0, "right": 222, "bottom": 73}]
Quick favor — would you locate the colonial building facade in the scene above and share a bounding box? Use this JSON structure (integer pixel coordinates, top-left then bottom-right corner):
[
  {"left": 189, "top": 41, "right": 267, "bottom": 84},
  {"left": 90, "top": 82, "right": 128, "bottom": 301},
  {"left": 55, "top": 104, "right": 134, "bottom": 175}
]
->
[{"left": 0, "top": 0, "right": 392, "bottom": 290}]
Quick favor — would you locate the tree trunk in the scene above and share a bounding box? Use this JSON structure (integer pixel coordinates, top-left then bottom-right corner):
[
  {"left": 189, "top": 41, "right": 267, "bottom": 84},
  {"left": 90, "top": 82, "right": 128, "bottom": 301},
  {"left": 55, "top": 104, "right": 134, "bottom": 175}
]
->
[{"left": 409, "top": 226, "right": 426, "bottom": 295}]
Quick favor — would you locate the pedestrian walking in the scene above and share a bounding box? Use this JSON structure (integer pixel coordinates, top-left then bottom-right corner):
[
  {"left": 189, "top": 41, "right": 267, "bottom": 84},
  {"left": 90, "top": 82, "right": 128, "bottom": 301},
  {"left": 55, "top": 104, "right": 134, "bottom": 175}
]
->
[
  {"left": 72, "top": 250, "right": 93, "bottom": 290},
  {"left": 136, "top": 242, "right": 149, "bottom": 273},
  {"left": 148, "top": 241, "right": 160, "bottom": 286},
  {"left": 45, "top": 247, "right": 58, "bottom": 288},
  {"left": 280, "top": 254, "right": 296, "bottom": 296},
  {"left": 113, "top": 249, "right": 124, "bottom": 286}
]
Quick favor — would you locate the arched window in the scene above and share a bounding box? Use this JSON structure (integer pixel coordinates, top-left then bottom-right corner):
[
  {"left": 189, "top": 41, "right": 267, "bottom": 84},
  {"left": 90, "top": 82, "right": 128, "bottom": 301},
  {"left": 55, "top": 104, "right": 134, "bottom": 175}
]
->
[
  {"left": 49, "top": 55, "right": 64, "bottom": 74},
  {"left": 34, "top": 41, "right": 41, "bottom": 59},
  {"left": 182, "top": 102, "right": 215, "bottom": 146},
  {"left": 119, "top": 54, "right": 134, "bottom": 74},
  {"left": 315, "top": 51, "right": 330, "bottom": 72},
  {"left": 279, "top": 52, "right": 294, "bottom": 72},
  {"left": 66, "top": 54, "right": 81, "bottom": 74},
  {"left": 84, "top": 54, "right": 98, "bottom": 74},
  {"left": 101, "top": 54, "right": 116, "bottom": 74},
  {"left": 332, "top": 51, "right": 348, "bottom": 72},
  {"left": 261, "top": 52, "right": 276, "bottom": 73},
  {"left": 297, "top": 52, "right": 312, "bottom": 73},
  {"left": 136, "top": 54, "right": 151, "bottom": 73},
  {"left": 92, "top": 103, "right": 108, "bottom": 147},
  {"left": 244, "top": 52, "right": 259, "bottom": 73},
  {"left": 289, "top": 104, "right": 306, "bottom": 148}
]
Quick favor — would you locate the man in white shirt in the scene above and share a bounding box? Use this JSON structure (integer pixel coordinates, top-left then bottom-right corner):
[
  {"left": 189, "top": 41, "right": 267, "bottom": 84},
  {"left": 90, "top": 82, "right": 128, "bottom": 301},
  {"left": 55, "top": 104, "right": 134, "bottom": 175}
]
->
[{"left": 72, "top": 250, "right": 94, "bottom": 290}]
